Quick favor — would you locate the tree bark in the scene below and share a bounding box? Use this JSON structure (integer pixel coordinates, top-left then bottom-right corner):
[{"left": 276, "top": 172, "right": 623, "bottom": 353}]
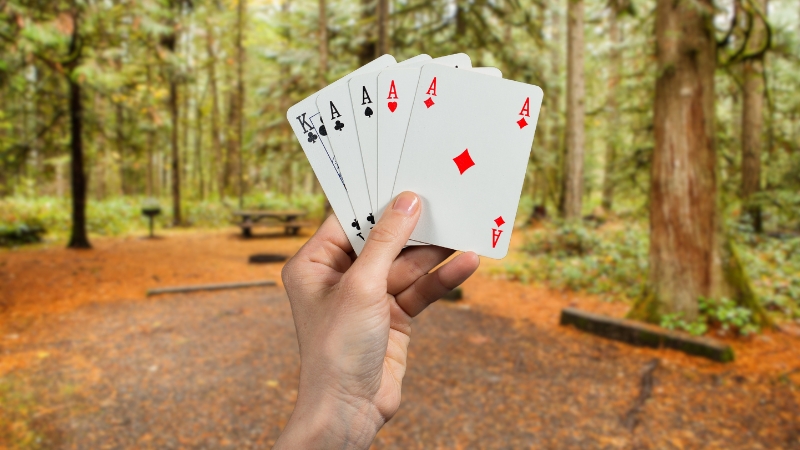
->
[
  {"left": 116, "top": 101, "right": 126, "bottom": 196},
  {"left": 206, "top": 23, "right": 224, "bottom": 200},
  {"left": 376, "top": 0, "right": 389, "bottom": 56},
  {"left": 162, "top": 25, "right": 181, "bottom": 225},
  {"left": 357, "top": 0, "right": 375, "bottom": 66},
  {"left": 67, "top": 18, "right": 91, "bottom": 249},
  {"left": 318, "top": 0, "right": 328, "bottom": 88},
  {"left": 602, "top": 8, "right": 622, "bottom": 212},
  {"left": 563, "top": 0, "right": 585, "bottom": 220},
  {"left": 236, "top": 0, "right": 246, "bottom": 208},
  {"left": 633, "top": 0, "right": 770, "bottom": 327},
  {"left": 740, "top": 0, "right": 767, "bottom": 233}
]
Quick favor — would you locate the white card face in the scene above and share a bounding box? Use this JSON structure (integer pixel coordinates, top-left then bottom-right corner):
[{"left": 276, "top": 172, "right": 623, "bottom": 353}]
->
[
  {"left": 347, "top": 55, "right": 433, "bottom": 214},
  {"left": 470, "top": 67, "right": 502, "bottom": 78},
  {"left": 286, "top": 54, "right": 397, "bottom": 254},
  {"left": 376, "top": 54, "right": 473, "bottom": 216},
  {"left": 392, "top": 65, "right": 543, "bottom": 259}
]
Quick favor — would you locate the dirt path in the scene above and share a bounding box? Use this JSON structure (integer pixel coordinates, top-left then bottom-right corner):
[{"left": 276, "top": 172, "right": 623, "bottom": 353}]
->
[{"left": 1, "top": 227, "right": 799, "bottom": 448}]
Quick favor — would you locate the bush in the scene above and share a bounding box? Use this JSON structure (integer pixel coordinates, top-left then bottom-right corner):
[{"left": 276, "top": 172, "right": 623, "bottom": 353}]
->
[
  {"left": 501, "top": 221, "right": 649, "bottom": 301},
  {"left": 0, "top": 192, "right": 327, "bottom": 243}
]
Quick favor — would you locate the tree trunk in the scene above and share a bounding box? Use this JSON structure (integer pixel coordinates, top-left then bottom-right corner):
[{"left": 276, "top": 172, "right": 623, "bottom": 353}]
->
[
  {"left": 357, "top": 0, "right": 375, "bottom": 66},
  {"left": 67, "top": 20, "right": 91, "bottom": 249},
  {"left": 206, "top": 23, "right": 224, "bottom": 200},
  {"left": 236, "top": 0, "right": 246, "bottom": 208},
  {"left": 318, "top": 0, "right": 328, "bottom": 88},
  {"left": 563, "top": 0, "right": 585, "bottom": 220},
  {"left": 631, "top": 0, "right": 771, "bottom": 326},
  {"left": 162, "top": 26, "right": 182, "bottom": 225},
  {"left": 116, "top": 102, "right": 126, "bottom": 196},
  {"left": 602, "top": 6, "right": 622, "bottom": 212},
  {"left": 376, "top": 0, "right": 389, "bottom": 56},
  {"left": 740, "top": 0, "right": 767, "bottom": 233}
]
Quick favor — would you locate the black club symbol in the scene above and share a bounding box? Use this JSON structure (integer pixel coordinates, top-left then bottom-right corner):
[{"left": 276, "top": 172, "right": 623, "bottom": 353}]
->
[
  {"left": 351, "top": 219, "right": 361, "bottom": 230},
  {"left": 334, "top": 120, "right": 344, "bottom": 131},
  {"left": 367, "top": 213, "right": 375, "bottom": 225},
  {"left": 307, "top": 132, "right": 318, "bottom": 143},
  {"left": 319, "top": 125, "right": 327, "bottom": 136}
]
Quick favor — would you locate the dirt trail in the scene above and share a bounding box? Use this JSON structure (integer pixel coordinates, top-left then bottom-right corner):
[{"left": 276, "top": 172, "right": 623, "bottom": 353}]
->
[{"left": 1, "top": 227, "right": 799, "bottom": 448}]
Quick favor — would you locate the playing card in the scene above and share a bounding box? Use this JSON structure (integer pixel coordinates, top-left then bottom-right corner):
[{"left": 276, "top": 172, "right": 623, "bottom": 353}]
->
[
  {"left": 286, "top": 54, "right": 397, "bottom": 254},
  {"left": 316, "top": 59, "right": 399, "bottom": 239},
  {"left": 375, "top": 54, "right": 473, "bottom": 216},
  {"left": 391, "top": 65, "right": 543, "bottom": 259},
  {"left": 349, "top": 55, "right": 433, "bottom": 213}
]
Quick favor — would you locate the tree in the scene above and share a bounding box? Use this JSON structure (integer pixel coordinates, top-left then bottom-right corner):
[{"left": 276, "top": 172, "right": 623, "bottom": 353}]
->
[
  {"left": 236, "top": 0, "right": 246, "bottom": 208},
  {"left": 632, "top": 0, "right": 770, "bottom": 325},
  {"left": 601, "top": 0, "right": 627, "bottom": 212},
  {"left": 740, "top": 0, "right": 769, "bottom": 232},
  {"left": 563, "top": 0, "right": 585, "bottom": 220},
  {"left": 161, "top": 2, "right": 182, "bottom": 226},
  {"left": 376, "top": 0, "right": 388, "bottom": 55},
  {"left": 318, "top": 0, "right": 328, "bottom": 87},
  {"left": 66, "top": 13, "right": 91, "bottom": 249}
]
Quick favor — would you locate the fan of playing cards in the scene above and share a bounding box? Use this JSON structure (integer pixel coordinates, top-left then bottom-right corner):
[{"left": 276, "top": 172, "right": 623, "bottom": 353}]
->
[{"left": 286, "top": 53, "right": 543, "bottom": 259}]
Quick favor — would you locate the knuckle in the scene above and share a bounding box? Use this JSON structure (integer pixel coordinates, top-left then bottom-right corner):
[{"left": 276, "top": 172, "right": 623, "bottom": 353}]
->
[{"left": 368, "top": 223, "right": 400, "bottom": 246}]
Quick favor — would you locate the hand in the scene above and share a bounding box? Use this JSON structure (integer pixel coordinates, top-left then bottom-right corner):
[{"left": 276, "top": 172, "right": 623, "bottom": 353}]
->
[{"left": 274, "top": 192, "right": 480, "bottom": 449}]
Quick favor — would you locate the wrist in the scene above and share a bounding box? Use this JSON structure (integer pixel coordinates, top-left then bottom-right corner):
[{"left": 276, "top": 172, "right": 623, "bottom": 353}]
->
[{"left": 274, "top": 388, "right": 384, "bottom": 449}]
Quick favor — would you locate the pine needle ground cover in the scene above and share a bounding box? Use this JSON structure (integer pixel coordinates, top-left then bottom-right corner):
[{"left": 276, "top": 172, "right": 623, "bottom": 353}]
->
[{"left": 499, "top": 222, "right": 800, "bottom": 332}]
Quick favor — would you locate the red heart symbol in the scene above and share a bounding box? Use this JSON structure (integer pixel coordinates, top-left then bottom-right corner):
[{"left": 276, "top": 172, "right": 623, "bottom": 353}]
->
[{"left": 387, "top": 101, "right": 398, "bottom": 112}]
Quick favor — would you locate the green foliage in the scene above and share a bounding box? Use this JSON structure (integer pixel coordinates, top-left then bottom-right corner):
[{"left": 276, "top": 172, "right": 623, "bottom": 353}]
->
[
  {"left": 0, "top": 222, "right": 45, "bottom": 247},
  {"left": 0, "top": 193, "right": 326, "bottom": 243},
  {"left": 503, "top": 221, "right": 800, "bottom": 324},
  {"left": 660, "top": 297, "right": 760, "bottom": 337},
  {"left": 734, "top": 229, "right": 800, "bottom": 319},
  {"left": 502, "top": 222, "right": 649, "bottom": 301}
]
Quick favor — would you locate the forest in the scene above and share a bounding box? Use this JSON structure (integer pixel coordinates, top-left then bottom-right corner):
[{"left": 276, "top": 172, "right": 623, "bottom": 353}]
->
[{"left": 1, "top": 0, "right": 799, "bottom": 330}]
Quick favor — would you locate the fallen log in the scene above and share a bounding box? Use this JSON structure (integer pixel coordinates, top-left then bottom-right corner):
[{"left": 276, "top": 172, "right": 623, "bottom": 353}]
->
[
  {"left": 146, "top": 280, "right": 277, "bottom": 297},
  {"left": 559, "top": 307, "right": 734, "bottom": 362}
]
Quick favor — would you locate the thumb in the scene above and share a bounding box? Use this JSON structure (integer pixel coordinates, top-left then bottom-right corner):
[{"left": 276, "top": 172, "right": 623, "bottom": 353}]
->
[{"left": 351, "top": 191, "right": 421, "bottom": 280}]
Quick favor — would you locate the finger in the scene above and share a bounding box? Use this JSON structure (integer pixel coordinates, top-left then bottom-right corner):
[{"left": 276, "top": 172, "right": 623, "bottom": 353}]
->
[
  {"left": 291, "top": 214, "right": 353, "bottom": 273},
  {"left": 349, "top": 192, "right": 421, "bottom": 281},
  {"left": 394, "top": 251, "right": 480, "bottom": 318},
  {"left": 387, "top": 245, "right": 455, "bottom": 295}
]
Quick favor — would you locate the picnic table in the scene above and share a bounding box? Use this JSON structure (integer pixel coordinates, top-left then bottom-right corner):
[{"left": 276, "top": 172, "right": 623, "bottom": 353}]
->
[{"left": 233, "top": 210, "right": 310, "bottom": 237}]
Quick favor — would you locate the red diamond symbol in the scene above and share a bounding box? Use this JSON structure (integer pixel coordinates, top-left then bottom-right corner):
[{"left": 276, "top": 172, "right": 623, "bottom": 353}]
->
[
  {"left": 494, "top": 216, "right": 505, "bottom": 227},
  {"left": 424, "top": 97, "right": 435, "bottom": 108},
  {"left": 517, "top": 117, "right": 528, "bottom": 129},
  {"left": 453, "top": 149, "right": 475, "bottom": 175}
]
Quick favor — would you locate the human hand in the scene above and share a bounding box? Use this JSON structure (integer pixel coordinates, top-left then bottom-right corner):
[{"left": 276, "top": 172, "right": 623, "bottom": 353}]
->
[{"left": 274, "top": 192, "right": 479, "bottom": 449}]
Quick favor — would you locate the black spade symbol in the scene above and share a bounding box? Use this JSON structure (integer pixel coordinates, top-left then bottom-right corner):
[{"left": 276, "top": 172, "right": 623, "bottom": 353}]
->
[
  {"left": 319, "top": 125, "right": 327, "bottom": 136},
  {"left": 364, "top": 107, "right": 374, "bottom": 118},
  {"left": 307, "top": 132, "right": 318, "bottom": 143},
  {"left": 351, "top": 219, "right": 361, "bottom": 230},
  {"left": 334, "top": 120, "right": 344, "bottom": 131},
  {"left": 367, "top": 213, "right": 375, "bottom": 225}
]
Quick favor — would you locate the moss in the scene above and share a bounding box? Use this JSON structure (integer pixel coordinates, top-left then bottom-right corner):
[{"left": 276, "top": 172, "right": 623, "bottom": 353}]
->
[
  {"left": 627, "top": 288, "right": 661, "bottom": 324},
  {"left": 722, "top": 237, "right": 775, "bottom": 329}
]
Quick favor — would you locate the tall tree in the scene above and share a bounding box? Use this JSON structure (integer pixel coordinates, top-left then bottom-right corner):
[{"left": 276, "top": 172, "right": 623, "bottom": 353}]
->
[
  {"left": 162, "top": 2, "right": 182, "bottom": 225},
  {"left": 740, "top": 0, "right": 769, "bottom": 232},
  {"left": 376, "top": 0, "right": 389, "bottom": 56},
  {"left": 633, "top": 0, "right": 770, "bottom": 325},
  {"left": 205, "top": 22, "right": 224, "bottom": 199},
  {"left": 318, "top": 0, "right": 328, "bottom": 87},
  {"left": 236, "top": 0, "right": 246, "bottom": 208},
  {"left": 66, "top": 13, "right": 91, "bottom": 249},
  {"left": 601, "top": 0, "right": 625, "bottom": 212},
  {"left": 563, "top": 0, "right": 586, "bottom": 219}
]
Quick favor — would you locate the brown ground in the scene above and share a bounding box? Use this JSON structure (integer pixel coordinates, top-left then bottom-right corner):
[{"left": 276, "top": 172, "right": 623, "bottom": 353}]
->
[{"left": 1, "top": 226, "right": 799, "bottom": 449}]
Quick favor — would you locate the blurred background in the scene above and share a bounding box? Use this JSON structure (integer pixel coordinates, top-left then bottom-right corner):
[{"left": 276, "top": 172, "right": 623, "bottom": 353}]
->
[{"left": 1, "top": 0, "right": 799, "bottom": 448}]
